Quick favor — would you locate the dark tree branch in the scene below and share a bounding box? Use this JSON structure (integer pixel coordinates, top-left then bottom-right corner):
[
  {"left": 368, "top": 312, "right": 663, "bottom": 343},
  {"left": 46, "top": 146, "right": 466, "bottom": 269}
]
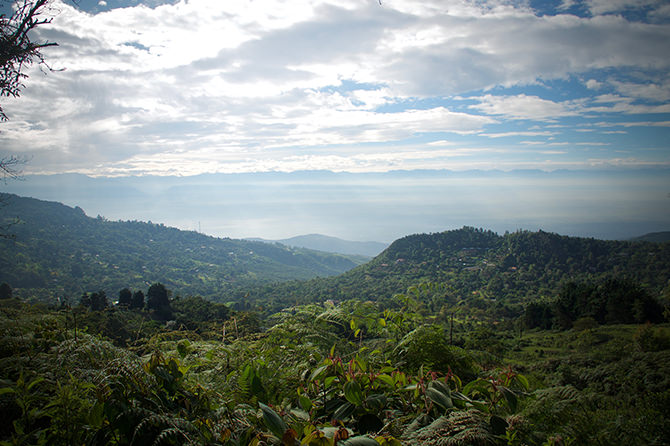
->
[
  {"left": 1, "top": 0, "right": 59, "bottom": 121},
  {"left": 0, "top": 154, "right": 24, "bottom": 181}
]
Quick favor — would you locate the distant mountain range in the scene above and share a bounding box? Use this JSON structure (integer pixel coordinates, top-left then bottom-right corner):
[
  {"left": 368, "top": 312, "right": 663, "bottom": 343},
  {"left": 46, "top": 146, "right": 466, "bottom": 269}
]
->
[
  {"left": 248, "top": 234, "right": 388, "bottom": 257},
  {"left": 631, "top": 232, "right": 670, "bottom": 243},
  {"left": 0, "top": 194, "right": 364, "bottom": 302}
]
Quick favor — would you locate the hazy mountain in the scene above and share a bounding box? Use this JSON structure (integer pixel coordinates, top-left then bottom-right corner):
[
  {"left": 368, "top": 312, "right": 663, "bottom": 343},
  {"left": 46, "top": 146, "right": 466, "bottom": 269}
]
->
[
  {"left": 250, "top": 234, "right": 387, "bottom": 257},
  {"left": 3, "top": 169, "right": 670, "bottom": 242},
  {"left": 0, "top": 194, "right": 363, "bottom": 302},
  {"left": 631, "top": 232, "right": 670, "bottom": 243}
]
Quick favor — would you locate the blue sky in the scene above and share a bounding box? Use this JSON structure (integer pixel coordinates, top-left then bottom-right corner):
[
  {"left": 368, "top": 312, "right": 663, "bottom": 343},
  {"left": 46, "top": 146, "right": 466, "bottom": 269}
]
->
[{"left": 1, "top": 0, "right": 669, "bottom": 241}]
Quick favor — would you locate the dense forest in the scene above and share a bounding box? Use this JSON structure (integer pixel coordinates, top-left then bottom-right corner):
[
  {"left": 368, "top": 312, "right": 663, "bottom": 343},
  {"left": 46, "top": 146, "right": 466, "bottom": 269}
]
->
[
  {"left": 1, "top": 195, "right": 669, "bottom": 445},
  {"left": 0, "top": 194, "right": 367, "bottom": 303},
  {"left": 236, "top": 227, "right": 670, "bottom": 315}
]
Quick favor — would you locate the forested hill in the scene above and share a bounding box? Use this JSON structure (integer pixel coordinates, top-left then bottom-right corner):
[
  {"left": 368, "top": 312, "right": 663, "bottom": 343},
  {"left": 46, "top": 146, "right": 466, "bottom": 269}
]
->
[
  {"left": 0, "top": 194, "right": 362, "bottom": 301},
  {"left": 237, "top": 227, "right": 670, "bottom": 313}
]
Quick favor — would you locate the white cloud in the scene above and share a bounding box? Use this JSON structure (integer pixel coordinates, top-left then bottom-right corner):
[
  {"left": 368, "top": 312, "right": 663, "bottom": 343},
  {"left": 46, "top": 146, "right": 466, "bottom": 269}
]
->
[
  {"left": 586, "top": 79, "right": 603, "bottom": 89},
  {"left": 468, "top": 95, "right": 580, "bottom": 120},
  {"left": 1, "top": 0, "right": 669, "bottom": 175},
  {"left": 481, "top": 131, "right": 556, "bottom": 138}
]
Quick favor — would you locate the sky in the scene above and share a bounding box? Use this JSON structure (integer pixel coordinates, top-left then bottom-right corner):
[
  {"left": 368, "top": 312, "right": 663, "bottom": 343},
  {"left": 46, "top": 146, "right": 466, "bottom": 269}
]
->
[{"left": 1, "top": 0, "right": 669, "bottom": 241}]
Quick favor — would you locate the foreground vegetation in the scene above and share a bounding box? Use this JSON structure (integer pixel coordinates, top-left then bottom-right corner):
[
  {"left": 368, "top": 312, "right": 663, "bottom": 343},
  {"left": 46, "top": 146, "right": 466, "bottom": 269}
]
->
[{"left": 1, "top": 282, "right": 668, "bottom": 445}]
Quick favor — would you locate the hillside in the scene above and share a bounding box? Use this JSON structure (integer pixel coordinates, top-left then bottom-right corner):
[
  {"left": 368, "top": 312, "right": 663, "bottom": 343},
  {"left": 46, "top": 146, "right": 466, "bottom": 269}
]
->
[
  {"left": 0, "top": 194, "right": 362, "bottom": 301},
  {"left": 237, "top": 227, "right": 670, "bottom": 313}
]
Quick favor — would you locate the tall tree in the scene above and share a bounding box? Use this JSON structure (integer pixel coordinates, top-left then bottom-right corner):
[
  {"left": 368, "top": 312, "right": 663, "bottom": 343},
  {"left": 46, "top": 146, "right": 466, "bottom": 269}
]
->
[
  {"left": 130, "top": 289, "right": 145, "bottom": 310},
  {"left": 0, "top": 282, "right": 11, "bottom": 299},
  {"left": 118, "top": 287, "right": 132, "bottom": 307},
  {"left": 90, "top": 290, "right": 107, "bottom": 311},
  {"left": 147, "top": 283, "right": 172, "bottom": 319}
]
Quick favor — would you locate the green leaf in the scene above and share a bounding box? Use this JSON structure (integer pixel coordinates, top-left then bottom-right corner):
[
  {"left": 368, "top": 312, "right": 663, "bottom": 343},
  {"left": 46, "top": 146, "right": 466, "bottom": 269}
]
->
[
  {"left": 489, "top": 415, "right": 508, "bottom": 435},
  {"left": 429, "top": 380, "right": 451, "bottom": 396},
  {"left": 299, "top": 394, "right": 313, "bottom": 412},
  {"left": 26, "top": 376, "right": 45, "bottom": 391},
  {"left": 500, "top": 386, "right": 518, "bottom": 413},
  {"left": 376, "top": 374, "right": 394, "bottom": 388},
  {"left": 340, "top": 435, "right": 380, "bottom": 446},
  {"left": 514, "top": 373, "right": 529, "bottom": 391},
  {"left": 259, "top": 402, "right": 288, "bottom": 439},
  {"left": 344, "top": 381, "right": 364, "bottom": 406},
  {"left": 334, "top": 401, "right": 355, "bottom": 420},
  {"left": 365, "top": 394, "right": 387, "bottom": 411},
  {"left": 310, "top": 365, "right": 328, "bottom": 382},
  {"left": 463, "top": 378, "right": 490, "bottom": 398},
  {"left": 0, "top": 387, "right": 16, "bottom": 396},
  {"left": 425, "top": 387, "right": 453, "bottom": 411}
]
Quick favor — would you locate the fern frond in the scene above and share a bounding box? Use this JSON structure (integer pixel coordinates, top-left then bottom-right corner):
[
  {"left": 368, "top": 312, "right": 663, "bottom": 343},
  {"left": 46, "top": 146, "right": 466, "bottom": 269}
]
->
[{"left": 402, "top": 410, "right": 497, "bottom": 446}]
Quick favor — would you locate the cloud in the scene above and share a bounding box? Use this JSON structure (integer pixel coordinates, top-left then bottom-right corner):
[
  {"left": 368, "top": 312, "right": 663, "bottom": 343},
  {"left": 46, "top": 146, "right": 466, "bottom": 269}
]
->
[
  {"left": 586, "top": 79, "right": 603, "bottom": 89},
  {"left": 1, "top": 0, "right": 669, "bottom": 176},
  {"left": 584, "top": 0, "right": 664, "bottom": 16},
  {"left": 468, "top": 94, "right": 581, "bottom": 120}
]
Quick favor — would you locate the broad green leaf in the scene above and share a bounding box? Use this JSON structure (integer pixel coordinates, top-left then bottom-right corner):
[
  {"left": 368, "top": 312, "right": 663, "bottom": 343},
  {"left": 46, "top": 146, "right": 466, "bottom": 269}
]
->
[
  {"left": 462, "top": 378, "right": 490, "bottom": 397},
  {"left": 514, "top": 373, "right": 530, "bottom": 391},
  {"left": 340, "top": 435, "right": 380, "bottom": 446},
  {"left": 425, "top": 387, "right": 453, "bottom": 411},
  {"left": 259, "top": 402, "right": 288, "bottom": 439},
  {"left": 299, "top": 394, "right": 313, "bottom": 412},
  {"left": 344, "top": 381, "right": 364, "bottom": 406},
  {"left": 334, "top": 401, "right": 355, "bottom": 420},
  {"left": 429, "top": 380, "right": 451, "bottom": 396},
  {"left": 310, "top": 365, "right": 328, "bottom": 382},
  {"left": 291, "top": 408, "right": 310, "bottom": 421},
  {"left": 375, "top": 436, "right": 402, "bottom": 446},
  {"left": 500, "top": 386, "right": 518, "bottom": 413},
  {"left": 376, "top": 374, "right": 394, "bottom": 388}
]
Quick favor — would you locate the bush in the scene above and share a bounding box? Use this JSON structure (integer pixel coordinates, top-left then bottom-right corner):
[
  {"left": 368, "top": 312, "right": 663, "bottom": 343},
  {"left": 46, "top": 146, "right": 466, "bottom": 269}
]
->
[{"left": 394, "top": 325, "right": 477, "bottom": 380}]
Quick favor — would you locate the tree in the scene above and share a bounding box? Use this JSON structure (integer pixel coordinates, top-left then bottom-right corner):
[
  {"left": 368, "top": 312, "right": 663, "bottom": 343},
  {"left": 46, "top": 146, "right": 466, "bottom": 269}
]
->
[
  {"left": 130, "top": 289, "right": 144, "bottom": 310},
  {"left": 90, "top": 290, "right": 107, "bottom": 311},
  {"left": 0, "top": 282, "right": 11, "bottom": 299},
  {"left": 118, "top": 287, "right": 131, "bottom": 307},
  {"left": 79, "top": 291, "right": 90, "bottom": 308},
  {"left": 1, "top": 0, "right": 59, "bottom": 121},
  {"left": 147, "top": 283, "right": 172, "bottom": 319}
]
